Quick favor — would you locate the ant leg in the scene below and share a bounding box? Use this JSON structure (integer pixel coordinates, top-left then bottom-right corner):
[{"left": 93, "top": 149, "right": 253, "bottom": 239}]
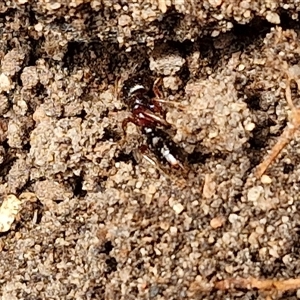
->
[
  {"left": 153, "top": 77, "right": 164, "bottom": 99},
  {"left": 255, "top": 78, "right": 300, "bottom": 178},
  {"left": 152, "top": 98, "right": 187, "bottom": 111},
  {"left": 151, "top": 77, "right": 164, "bottom": 113},
  {"left": 139, "top": 145, "right": 188, "bottom": 186},
  {"left": 122, "top": 117, "right": 138, "bottom": 133},
  {"left": 153, "top": 77, "right": 186, "bottom": 111},
  {"left": 136, "top": 145, "right": 176, "bottom": 180},
  {"left": 138, "top": 145, "right": 158, "bottom": 167},
  {"left": 134, "top": 145, "right": 162, "bottom": 171}
]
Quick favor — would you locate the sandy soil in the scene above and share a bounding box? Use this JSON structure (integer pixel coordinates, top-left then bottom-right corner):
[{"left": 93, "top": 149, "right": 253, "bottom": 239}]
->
[{"left": 1, "top": 1, "right": 300, "bottom": 299}]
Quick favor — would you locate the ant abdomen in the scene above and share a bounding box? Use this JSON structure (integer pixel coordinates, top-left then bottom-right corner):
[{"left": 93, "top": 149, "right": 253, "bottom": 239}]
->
[{"left": 142, "top": 127, "right": 184, "bottom": 169}]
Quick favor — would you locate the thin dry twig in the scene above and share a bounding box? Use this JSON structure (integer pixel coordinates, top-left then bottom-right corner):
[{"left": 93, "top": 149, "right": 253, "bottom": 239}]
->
[
  {"left": 256, "top": 75, "right": 300, "bottom": 178},
  {"left": 215, "top": 276, "right": 300, "bottom": 292}
]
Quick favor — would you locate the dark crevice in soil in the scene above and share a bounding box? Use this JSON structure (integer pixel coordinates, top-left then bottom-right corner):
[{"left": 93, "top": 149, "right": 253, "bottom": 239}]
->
[
  {"left": 70, "top": 174, "right": 87, "bottom": 198},
  {"left": 115, "top": 151, "right": 137, "bottom": 165},
  {"left": 100, "top": 127, "right": 121, "bottom": 142}
]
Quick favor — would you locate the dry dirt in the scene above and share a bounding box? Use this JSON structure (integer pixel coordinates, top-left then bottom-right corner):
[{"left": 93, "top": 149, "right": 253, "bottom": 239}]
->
[{"left": 1, "top": 1, "right": 300, "bottom": 299}]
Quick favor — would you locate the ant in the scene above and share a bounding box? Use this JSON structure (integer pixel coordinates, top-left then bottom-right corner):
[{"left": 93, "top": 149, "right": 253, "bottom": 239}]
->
[{"left": 121, "top": 74, "right": 185, "bottom": 170}]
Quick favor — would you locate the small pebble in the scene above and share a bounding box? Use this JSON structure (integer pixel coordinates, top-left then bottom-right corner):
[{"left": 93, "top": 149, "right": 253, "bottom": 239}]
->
[
  {"left": 245, "top": 122, "right": 255, "bottom": 131},
  {"left": 228, "top": 214, "right": 239, "bottom": 224},
  {"left": 170, "top": 226, "right": 178, "bottom": 235},
  {"left": 0, "top": 194, "right": 23, "bottom": 232},
  {"left": 261, "top": 174, "right": 272, "bottom": 184},
  {"left": 247, "top": 186, "right": 264, "bottom": 202},
  {"left": 0, "top": 73, "right": 12, "bottom": 92},
  {"left": 238, "top": 64, "right": 245, "bottom": 71},
  {"left": 118, "top": 14, "right": 132, "bottom": 26},
  {"left": 210, "top": 217, "right": 224, "bottom": 229},
  {"left": 266, "top": 11, "right": 280, "bottom": 24},
  {"left": 172, "top": 203, "right": 184, "bottom": 215},
  {"left": 208, "top": 0, "right": 222, "bottom": 7}
]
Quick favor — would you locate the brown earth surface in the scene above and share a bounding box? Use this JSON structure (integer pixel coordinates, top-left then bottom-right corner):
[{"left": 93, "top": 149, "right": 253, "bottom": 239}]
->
[{"left": 1, "top": 1, "right": 300, "bottom": 299}]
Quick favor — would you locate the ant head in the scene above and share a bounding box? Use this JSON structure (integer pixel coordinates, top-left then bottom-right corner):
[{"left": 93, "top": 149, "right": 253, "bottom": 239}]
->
[{"left": 122, "top": 74, "right": 153, "bottom": 96}]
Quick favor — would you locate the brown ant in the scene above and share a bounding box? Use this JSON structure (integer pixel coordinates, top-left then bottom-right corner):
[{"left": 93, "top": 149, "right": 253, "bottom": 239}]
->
[{"left": 121, "top": 75, "right": 185, "bottom": 170}]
